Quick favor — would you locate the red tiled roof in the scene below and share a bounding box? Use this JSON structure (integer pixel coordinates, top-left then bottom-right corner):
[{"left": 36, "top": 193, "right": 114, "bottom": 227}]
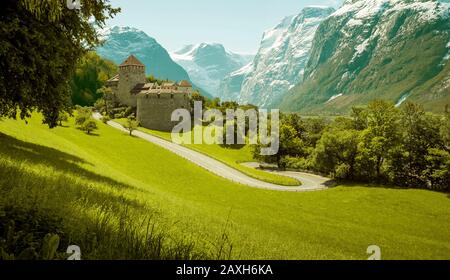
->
[
  {"left": 107, "top": 74, "right": 119, "bottom": 82},
  {"left": 120, "top": 55, "right": 144, "bottom": 67},
  {"left": 178, "top": 80, "right": 192, "bottom": 87},
  {"left": 131, "top": 83, "right": 156, "bottom": 94}
]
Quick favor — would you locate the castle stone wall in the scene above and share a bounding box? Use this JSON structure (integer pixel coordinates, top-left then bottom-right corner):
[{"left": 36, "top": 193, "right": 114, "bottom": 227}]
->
[
  {"left": 117, "top": 65, "right": 146, "bottom": 107},
  {"left": 137, "top": 93, "right": 191, "bottom": 132}
]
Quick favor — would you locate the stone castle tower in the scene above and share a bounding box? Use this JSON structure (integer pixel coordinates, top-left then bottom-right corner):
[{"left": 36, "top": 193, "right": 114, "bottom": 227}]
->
[
  {"left": 116, "top": 55, "right": 147, "bottom": 107},
  {"left": 106, "top": 55, "right": 193, "bottom": 131}
]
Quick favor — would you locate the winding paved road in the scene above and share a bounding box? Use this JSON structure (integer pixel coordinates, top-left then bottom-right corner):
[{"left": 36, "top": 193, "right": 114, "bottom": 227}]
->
[{"left": 94, "top": 113, "right": 331, "bottom": 192}]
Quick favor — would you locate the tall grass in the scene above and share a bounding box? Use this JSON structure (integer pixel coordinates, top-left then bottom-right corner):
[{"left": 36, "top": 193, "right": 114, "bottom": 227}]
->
[
  {"left": 0, "top": 133, "right": 230, "bottom": 260},
  {"left": 1, "top": 116, "right": 450, "bottom": 260}
]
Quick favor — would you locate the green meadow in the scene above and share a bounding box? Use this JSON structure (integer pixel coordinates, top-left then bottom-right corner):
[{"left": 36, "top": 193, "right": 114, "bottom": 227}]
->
[
  {"left": 1, "top": 115, "right": 450, "bottom": 259},
  {"left": 115, "top": 118, "right": 299, "bottom": 186}
]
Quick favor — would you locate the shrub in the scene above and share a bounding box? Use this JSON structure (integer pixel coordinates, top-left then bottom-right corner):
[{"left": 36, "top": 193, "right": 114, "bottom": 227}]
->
[
  {"left": 80, "top": 120, "right": 97, "bottom": 135},
  {"left": 124, "top": 115, "right": 139, "bottom": 136},
  {"left": 102, "top": 115, "right": 111, "bottom": 124},
  {"left": 75, "top": 107, "right": 98, "bottom": 134}
]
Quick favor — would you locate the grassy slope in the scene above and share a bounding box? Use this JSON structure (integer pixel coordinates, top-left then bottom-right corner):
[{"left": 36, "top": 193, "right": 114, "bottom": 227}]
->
[
  {"left": 115, "top": 118, "right": 300, "bottom": 186},
  {"left": 1, "top": 115, "right": 450, "bottom": 259}
]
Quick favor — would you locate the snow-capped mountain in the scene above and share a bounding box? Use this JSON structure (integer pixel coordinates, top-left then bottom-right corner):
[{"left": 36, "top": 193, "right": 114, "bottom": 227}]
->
[
  {"left": 170, "top": 43, "right": 253, "bottom": 97},
  {"left": 220, "top": 6, "right": 335, "bottom": 106},
  {"left": 97, "top": 26, "right": 191, "bottom": 82},
  {"left": 219, "top": 62, "right": 254, "bottom": 101},
  {"left": 280, "top": 0, "right": 450, "bottom": 113}
]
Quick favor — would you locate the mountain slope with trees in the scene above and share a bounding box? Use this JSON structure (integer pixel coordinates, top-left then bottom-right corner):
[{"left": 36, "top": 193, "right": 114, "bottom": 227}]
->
[
  {"left": 71, "top": 52, "right": 117, "bottom": 106},
  {"left": 279, "top": 0, "right": 450, "bottom": 114}
]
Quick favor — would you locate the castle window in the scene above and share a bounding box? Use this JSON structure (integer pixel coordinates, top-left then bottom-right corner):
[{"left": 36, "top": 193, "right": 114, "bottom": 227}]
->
[{"left": 171, "top": 93, "right": 174, "bottom": 99}]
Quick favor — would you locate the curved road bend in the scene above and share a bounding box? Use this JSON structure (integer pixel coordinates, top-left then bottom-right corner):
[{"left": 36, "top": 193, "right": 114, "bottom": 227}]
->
[{"left": 93, "top": 113, "right": 331, "bottom": 192}]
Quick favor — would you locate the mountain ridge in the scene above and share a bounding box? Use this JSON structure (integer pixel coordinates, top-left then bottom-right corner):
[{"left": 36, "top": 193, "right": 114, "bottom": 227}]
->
[
  {"left": 96, "top": 26, "right": 213, "bottom": 98},
  {"left": 170, "top": 43, "right": 253, "bottom": 97},
  {"left": 220, "top": 6, "right": 335, "bottom": 107},
  {"left": 279, "top": 0, "right": 450, "bottom": 113}
]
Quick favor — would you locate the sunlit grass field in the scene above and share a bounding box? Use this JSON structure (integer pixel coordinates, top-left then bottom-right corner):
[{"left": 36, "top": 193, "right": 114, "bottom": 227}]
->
[
  {"left": 1, "top": 115, "right": 450, "bottom": 259},
  {"left": 115, "top": 118, "right": 300, "bottom": 186}
]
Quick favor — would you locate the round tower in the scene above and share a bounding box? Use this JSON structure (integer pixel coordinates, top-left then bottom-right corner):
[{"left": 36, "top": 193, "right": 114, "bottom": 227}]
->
[{"left": 117, "top": 55, "right": 147, "bottom": 107}]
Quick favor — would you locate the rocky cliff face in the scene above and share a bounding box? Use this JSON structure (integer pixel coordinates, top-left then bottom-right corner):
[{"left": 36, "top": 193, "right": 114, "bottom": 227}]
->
[
  {"left": 220, "top": 6, "right": 335, "bottom": 106},
  {"left": 170, "top": 43, "right": 253, "bottom": 97},
  {"left": 280, "top": 0, "right": 450, "bottom": 113}
]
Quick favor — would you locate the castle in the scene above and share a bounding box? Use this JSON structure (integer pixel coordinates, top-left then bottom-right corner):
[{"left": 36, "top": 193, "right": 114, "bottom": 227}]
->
[{"left": 106, "top": 55, "right": 193, "bottom": 131}]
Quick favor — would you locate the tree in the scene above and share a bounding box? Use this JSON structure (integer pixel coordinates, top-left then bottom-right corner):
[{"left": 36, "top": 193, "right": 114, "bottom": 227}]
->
[
  {"left": 190, "top": 91, "right": 206, "bottom": 110},
  {"left": 390, "top": 102, "right": 442, "bottom": 187},
  {"left": 254, "top": 123, "right": 304, "bottom": 169},
  {"left": 75, "top": 107, "right": 92, "bottom": 126},
  {"left": 303, "top": 117, "right": 328, "bottom": 147},
  {"left": 441, "top": 105, "right": 450, "bottom": 150},
  {"left": 57, "top": 113, "right": 69, "bottom": 126},
  {"left": 351, "top": 106, "right": 368, "bottom": 130},
  {"left": 102, "top": 115, "right": 111, "bottom": 124},
  {"left": 71, "top": 52, "right": 117, "bottom": 107},
  {"left": 281, "top": 113, "right": 305, "bottom": 138},
  {"left": 95, "top": 86, "right": 114, "bottom": 115},
  {"left": 207, "top": 98, "right": 221, "bottom": 109},
  {"left": 80, "top": 119, "right": 98, "bottom": 135},
  {"left": 357, "top": 100, "right": 400, "bottom": 180},
  {"left": 220, "top": 101, "right": 239, "bottom": 114},
  {"left": 75, "top": 106, "right": 97, "bottom": 134},
  {"left": 124, "top": 115, "right": 139, "bottom": 136},
  {"left": 0, "top": 0, "right": 120, "bottom": 128},
  {"left": 147, "top": 75, "right": 158, "bottom": 83},
  {"left": 424, "top": 148, "right": 450, "bottom": 191},
  {"left": 311, "top": 129, "right": 360, "bottom": 179}
]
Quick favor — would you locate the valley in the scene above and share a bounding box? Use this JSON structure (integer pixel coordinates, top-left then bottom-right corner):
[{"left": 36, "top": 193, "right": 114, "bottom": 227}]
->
[{"left": 1, "top": 114, "right": 450, "bottom": 259}]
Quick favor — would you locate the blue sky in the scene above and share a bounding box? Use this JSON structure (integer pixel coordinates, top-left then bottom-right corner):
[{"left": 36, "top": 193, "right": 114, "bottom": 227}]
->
[{"left": 106, "top": 0, "right": 343, "bottom": 54}]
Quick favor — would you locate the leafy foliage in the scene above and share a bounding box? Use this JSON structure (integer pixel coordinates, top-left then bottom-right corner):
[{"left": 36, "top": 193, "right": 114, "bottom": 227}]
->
[
  {"left": 2, "top": 113, "right": 450, "bottom": 259},
  {"left": 75, "top": 107, "right": 97, "bottom": 135},
  {"left": 257, "top": 100, "right": 450, "bottom": 191},
  {"left": 124, "top": 115, "right": 139, "bottom": 136},
  {"left": 71, "top": 52, "right": 117, "bottom": 106},
  {"left": 0, "top": 0, "right": 119, "bottom": 127}
]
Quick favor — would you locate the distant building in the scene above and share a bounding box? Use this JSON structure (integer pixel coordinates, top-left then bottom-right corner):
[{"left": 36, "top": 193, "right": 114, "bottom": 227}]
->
[{"left": 106, "top": 55, "right": 193, "bottom": 131}]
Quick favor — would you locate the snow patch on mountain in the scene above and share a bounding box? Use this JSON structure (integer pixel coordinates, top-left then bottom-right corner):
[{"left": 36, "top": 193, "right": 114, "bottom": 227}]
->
[
  {"left": 170, "top": 43, "right": 253, "bottom": 97},
  {"left": 395, "top": 92, "right": 411, "bottom": 107},
  {"left": 227, "top": 6, "right": 335, "bottom": 107},
  {"left": 334, "top": 0, "right": 450, "bottom": 27},
  {"left": 231, "top": 62, "right": 254, "bottom": 77},
  {"left": 280, "top": 0, "right": 450, "bottom": 113},
  {"left": 96, "top": 25, "right": 192, "bottom": 83},
  {"left": 327, "top": 93, "right": 344, "bottom": 103}
]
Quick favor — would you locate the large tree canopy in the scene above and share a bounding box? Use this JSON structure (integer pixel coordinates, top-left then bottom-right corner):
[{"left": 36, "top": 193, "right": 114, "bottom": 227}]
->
[{"left": 0, "top": 0, "right": 120, "bottom": 127}]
